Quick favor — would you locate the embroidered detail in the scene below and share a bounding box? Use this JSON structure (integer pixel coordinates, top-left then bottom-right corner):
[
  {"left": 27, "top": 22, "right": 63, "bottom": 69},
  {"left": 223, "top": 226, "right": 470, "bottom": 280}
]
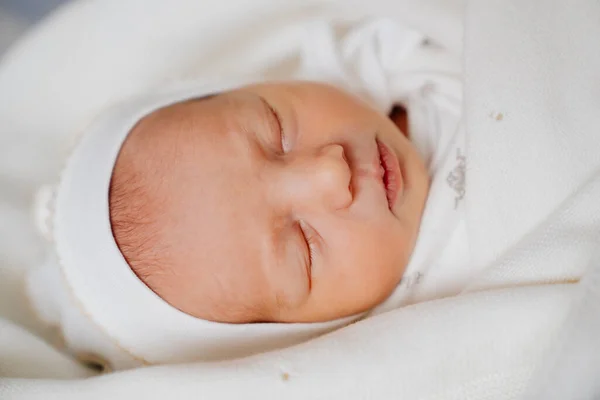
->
[
  {"left": 401, "top": 271, "right": 424, "bottom": 288},
  {"left": 446, "top": 148, "right": 466, "bottom": 209}
]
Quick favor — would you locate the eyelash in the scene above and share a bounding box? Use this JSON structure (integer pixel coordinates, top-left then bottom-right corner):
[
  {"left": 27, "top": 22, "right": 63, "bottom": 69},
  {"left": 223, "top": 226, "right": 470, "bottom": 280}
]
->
[
  {"left": 298, "top": 220, "right": 316, "bottom": 268},
  {"left": 263, "top": 99, "right": 289, "bottom": 153}
]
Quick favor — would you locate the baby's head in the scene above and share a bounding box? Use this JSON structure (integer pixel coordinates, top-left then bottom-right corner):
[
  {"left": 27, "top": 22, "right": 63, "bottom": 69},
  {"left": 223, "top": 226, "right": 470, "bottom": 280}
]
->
[{"left": 109, "top": 81, "right": 429, "bottom": 325}]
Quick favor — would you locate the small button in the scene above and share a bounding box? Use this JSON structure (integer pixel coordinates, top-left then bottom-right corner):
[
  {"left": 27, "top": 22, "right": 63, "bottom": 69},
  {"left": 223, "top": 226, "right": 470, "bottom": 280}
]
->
[{"left": 76, "top": 352, "right": 112, "bottom": 373}]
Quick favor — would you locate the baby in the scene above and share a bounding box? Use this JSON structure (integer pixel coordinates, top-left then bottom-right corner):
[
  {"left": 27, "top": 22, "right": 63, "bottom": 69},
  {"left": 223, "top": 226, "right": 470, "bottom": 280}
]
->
[
  {"left": 27, "top": 74, "right": 463, "bottom": 371},
  {"left": 109, "top": 81, "right": 430, "bottom": 324}
]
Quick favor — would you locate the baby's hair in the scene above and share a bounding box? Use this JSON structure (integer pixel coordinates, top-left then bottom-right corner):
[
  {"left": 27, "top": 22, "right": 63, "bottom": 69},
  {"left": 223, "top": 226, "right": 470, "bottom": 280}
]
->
[
  {"left": 110, "top": 166, "right": 270, "bottom": 323},
  {"left": 108, "top": 98, "right": 209, "bottom": 287},
  {"left": 108, "top": 97, "right": 275, "bottom": 323},
  {"left": 109, "top": 150, "right": 166, "bottom": 285}
]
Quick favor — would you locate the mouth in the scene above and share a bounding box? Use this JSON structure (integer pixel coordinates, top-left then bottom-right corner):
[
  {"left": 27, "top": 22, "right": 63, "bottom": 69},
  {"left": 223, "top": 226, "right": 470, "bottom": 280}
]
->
[{"left": 376, "top": 139, "right": 403, "bottom": 210}]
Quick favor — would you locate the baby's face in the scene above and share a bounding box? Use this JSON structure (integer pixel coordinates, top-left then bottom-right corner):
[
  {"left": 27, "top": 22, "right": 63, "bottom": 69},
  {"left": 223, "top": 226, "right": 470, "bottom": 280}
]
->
[{"left": 111, "top": 82, "right": 429, "bottom": 323}]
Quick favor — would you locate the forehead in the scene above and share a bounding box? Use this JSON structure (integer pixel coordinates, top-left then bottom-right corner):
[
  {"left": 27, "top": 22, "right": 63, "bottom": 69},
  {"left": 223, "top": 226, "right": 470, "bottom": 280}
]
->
[{"left": 137, "top": 94, "right": 279, "bottom": 317}]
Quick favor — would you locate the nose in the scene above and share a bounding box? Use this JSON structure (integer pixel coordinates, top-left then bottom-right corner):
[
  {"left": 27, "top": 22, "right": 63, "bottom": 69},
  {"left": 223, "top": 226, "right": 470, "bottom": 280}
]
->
[{"left": 275, "top": 144, "right": 352, "bottom": 212}]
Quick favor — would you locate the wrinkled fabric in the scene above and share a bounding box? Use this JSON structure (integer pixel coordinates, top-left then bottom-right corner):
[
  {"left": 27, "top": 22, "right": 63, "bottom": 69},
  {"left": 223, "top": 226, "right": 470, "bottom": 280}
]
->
[{"left": 0, "top": 0, "right": 599, "bottom": 398}]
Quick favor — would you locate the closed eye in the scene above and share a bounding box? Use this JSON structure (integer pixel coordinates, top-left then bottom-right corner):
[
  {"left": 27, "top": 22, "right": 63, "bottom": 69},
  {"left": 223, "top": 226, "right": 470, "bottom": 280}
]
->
[
  {"left": 298, "top": 220, "right": 317, "bottom": 287},
  {"left": 260, "top": 97, "right": 289, "bottom": 153}
]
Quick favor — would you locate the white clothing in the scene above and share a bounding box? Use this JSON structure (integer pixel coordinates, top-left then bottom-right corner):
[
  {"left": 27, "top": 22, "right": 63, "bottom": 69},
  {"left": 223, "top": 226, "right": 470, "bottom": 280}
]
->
[
  {"left": 375, "top": 77, "right": 469, "bottom": 314},
  {"left": 2, "top": 0, "right": 600, "bottom": 398}
]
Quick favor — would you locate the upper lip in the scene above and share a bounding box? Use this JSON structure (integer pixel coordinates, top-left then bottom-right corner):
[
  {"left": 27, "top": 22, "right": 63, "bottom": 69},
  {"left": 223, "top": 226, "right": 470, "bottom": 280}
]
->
[{"left": 376, "top": 139, "right": 402, "bottom": 210}]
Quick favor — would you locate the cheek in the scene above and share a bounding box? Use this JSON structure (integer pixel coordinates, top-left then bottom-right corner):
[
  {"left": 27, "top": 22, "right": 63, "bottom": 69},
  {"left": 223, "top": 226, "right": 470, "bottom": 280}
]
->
[
  {"left": 321, "top": 219, "right": 410, "bottom": 302},
  {"left": 272, "top": 240, "right": 311, "bottom": 308}
]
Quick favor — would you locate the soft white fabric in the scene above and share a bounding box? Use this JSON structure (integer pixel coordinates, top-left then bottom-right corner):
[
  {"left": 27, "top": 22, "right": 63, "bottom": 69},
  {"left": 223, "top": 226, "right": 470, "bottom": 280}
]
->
[
  {"left": 0, "top": 318, "right": 92, "bottom": 379},
  {"left": 1, "top": 0, "right": 600, "bottom": 399},
  {"left": 0, "top": 286, "right": 579, "bottom": 399}
]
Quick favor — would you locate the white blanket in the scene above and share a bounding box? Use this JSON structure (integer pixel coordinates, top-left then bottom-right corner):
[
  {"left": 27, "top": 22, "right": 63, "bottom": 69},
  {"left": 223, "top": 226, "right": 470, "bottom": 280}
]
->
[{"left": 1, "top": 0, "right": 600, "bottom": 399}]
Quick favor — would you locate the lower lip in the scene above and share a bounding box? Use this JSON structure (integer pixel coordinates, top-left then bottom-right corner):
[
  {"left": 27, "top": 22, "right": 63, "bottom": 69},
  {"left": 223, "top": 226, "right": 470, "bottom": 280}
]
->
[{"left": 376, "top": 139, "right": 403, "bottom": 209}]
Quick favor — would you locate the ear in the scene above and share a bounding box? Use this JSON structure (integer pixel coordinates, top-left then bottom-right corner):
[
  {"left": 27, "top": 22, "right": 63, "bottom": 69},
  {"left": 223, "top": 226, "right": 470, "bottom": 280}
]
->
[{"left": 388, "top": 105, "right": 409, "bottom": 139}]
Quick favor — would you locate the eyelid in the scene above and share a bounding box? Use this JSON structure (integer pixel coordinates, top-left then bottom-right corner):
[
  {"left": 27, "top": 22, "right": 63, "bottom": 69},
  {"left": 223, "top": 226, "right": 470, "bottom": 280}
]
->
[
  {"left": 260, "top": 97, "right": 290, "bottom": 153},
  {"left": 298, "top": 220, "right": 317, "bottom": 286}
]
